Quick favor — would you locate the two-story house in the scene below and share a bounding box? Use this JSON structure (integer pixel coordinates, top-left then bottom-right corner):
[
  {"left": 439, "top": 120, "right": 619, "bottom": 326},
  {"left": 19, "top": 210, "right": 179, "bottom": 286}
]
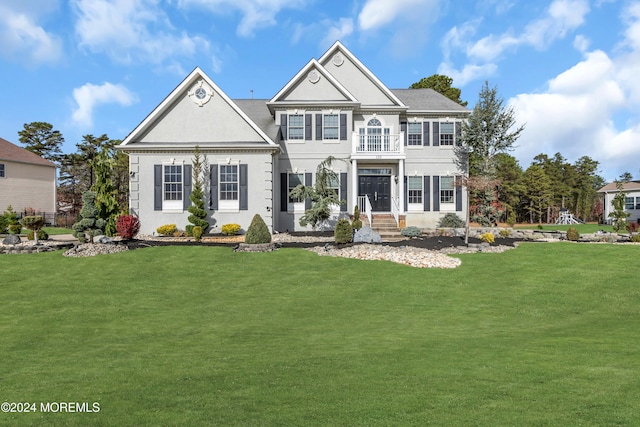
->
[{"left": 118, "top": 41, "right": 469, "bottom": 235}]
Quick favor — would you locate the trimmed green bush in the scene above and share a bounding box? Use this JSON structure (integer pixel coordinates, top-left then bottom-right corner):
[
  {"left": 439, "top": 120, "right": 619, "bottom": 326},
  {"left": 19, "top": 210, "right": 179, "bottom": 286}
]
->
[
  {"left": 185, "top": 225, "right": 194, "bottom": 237},
  {"left": 631, "top": 234, "right": 640, "bottom": 243},
  {"left": 157, "top": 224, "right": 177, "bottom": 236},
  {"left": 401, "top": 226, "right": 421, "bottom": 238},
  {"left": 4, "top": 205, "right": 21, "bottom": 234},
  {"left": 334, "top": 219, "right": 353, "bottom": 244},
  {"left": 221, "top": 223, "right": 241, "bottom": 236},
  {"left": 438, "top": 213, "right": 465, "bottom": 228},
  {"left": 566, "top": 227, "right": 580, "bottom": 241},
  {"left": 352, "top": 205, "right": 362, "bottom": 230},
  {"left": 499, "top": 229, "right": 511, "bottom": 238},
  {"left": 192, "top": 226, "right": 203, "bottom": 241},
  {"left": 245, "top": 214, "right": 271, "bottom": 244}
]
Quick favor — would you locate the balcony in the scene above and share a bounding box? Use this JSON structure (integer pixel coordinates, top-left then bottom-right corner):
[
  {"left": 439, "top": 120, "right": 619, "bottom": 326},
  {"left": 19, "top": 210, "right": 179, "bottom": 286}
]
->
[{"left": 351, "top": 131, "right": 405, "bottom": 160}]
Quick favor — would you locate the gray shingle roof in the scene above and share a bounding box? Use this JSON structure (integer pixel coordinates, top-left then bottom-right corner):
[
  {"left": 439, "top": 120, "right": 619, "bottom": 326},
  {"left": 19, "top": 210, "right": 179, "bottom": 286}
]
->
[
  {"left": 234, "top": 99, "right": 280, "bottom": 142},
  {"left": 391, "top": 89, "right": 469, "bottom": 113}
]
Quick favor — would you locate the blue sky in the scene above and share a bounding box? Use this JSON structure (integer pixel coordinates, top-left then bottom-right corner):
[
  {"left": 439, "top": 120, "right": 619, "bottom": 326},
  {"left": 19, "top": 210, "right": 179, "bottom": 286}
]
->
[{"left": 1, "top": 0, "right": 638, "bottom": 181}]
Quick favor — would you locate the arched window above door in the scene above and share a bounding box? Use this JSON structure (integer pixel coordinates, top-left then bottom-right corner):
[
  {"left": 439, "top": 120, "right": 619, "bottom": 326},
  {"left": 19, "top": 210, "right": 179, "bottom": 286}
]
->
[{"left": 367, "top": 118, "right": 382, "bottom": 127}]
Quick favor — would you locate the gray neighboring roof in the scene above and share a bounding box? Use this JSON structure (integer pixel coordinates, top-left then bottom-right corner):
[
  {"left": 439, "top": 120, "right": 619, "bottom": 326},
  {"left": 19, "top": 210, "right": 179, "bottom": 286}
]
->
[
  {"left": 598, "top": 180, "right": 640, "bottom": 192},
  {"left": 391, "top": 88, "right": 469, "bottom": 113},
  {"left": 235, "top": 99, "right": 280, "bottom": 142}
]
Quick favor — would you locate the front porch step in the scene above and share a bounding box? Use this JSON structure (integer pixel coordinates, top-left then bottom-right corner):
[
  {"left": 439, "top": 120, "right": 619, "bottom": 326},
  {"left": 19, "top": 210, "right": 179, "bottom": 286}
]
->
[{"left": 369, "top": 214, "right": 401, "bottom": 236}]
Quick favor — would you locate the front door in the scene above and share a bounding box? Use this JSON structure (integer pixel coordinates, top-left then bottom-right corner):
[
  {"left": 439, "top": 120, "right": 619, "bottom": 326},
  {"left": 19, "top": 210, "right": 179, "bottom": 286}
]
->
[{"left": 359, "top": 175, "right": 391, "bottom": 211}]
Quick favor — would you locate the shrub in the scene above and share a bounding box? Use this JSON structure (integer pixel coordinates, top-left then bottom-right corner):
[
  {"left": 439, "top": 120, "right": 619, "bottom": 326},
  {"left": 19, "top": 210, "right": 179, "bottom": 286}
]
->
[
  {"left": 192, "top": 226, "right": 203, "bottom": 241},
  {"left": 566, "top": 227, "right": 580, "bottom": 241},
  {"left": 401, "top": 226, "right": 421, "bottom": 238},
  {"left": 479, "top": 232, "right": 495, "bottom": 244},
  {"left": 221, "top": 223, "right": 241, "bottom": 236},
  {"left": 334, "top": 219, "right": 353, "bottom": 244},
  {"left": 506, "top": 210, "right": 516, "bottom": 227},
  {"left": 352, "top": 205, "right": 362, "bottom": 230},
  {"left": 4, "top": 205, "right": 21, "bottom": 234},
  {"left": 20, "top": 215, "right": 46, "bottom": 244},
  {"left": 27, "top": 229, "right": 49, "bottom": 241},
  {"left": 438, "top": 213, "right": 465, "bottom": 228},
  {"left": 245, "top": 214, "right": 271, "bottom": 244},
  {"left": 157, "top": 224, "right": 177, "bottom": 236},
  {"left": 626, "top": 222, "right": 639, "bottom": 234},
  {"left": 0, "top": 214, "right": 8, "bottom": 234},
  {"left": 537, "top": 224, "right": 544, "bottom": 230},
  {"left": 185, "top": 225, "right": 194, "bottom": 237},
  {"left": 631, "top": 234, "right": 640, "bottom": 243},
  {"left": 499, "top": 229, "right": 511, "bottom": 238},
  {"left": 72, "top": 191, "right": 106, "bottom": 243},
  {"left": 116, "top": 215, "right": 141, "bottom": 240}
]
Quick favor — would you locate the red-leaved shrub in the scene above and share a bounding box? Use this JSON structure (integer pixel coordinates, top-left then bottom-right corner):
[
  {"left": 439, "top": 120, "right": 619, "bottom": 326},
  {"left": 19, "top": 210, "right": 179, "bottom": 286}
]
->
[
  {"left": 116, "top": 215, "right": 140, "bottom": 239},
  {"left": 626, "top": 221, "right": 639, "bottom": 234}
]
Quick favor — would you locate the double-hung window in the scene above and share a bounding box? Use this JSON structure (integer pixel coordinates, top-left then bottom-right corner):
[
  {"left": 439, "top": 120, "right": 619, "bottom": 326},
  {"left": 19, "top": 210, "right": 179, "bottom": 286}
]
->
[
  {"left": 440, "top": 176, "right": 455, "bottom": 204},
  {"left": 407, "top": 123, "right": 422, "bottom": 146},
  {"left": 408, "top": 176, "right": 423, "bottom": 204},
  {"left": 288, "top": 115, "right": 304, "bottom": 140},
  {"left": 288, "top": 173, "right": 304, "bottom": 203},
  {"left": 625, "top": 197, "right": 635, "bottom": 210},
  {"left": 323, "top": 114, "right": 339, "bottom": 140},
  {"left": 163, "top": 165, "right": 183, "bottom": 210},
  {"left": 440, "top": 122, "right": 454, "bottom": 146},
  {"left": 636, "top": 197, "right": 640, "bottom": 210},
  {"left": 0, "top": 163, "right": 5, "bottom": 178},
  {"left": 219, "top": 165, "right": 238, "bottom": 210}
]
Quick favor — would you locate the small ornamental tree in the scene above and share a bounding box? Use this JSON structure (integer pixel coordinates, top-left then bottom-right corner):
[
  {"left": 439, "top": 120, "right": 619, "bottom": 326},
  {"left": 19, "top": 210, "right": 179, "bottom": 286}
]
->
[
  {"left": 20, "top": 216, "right": 45, "bottom": 244},
  {"left": 91, "top": 148, "right": 120, "bottom": 236},
  {"left": 116, "top": 214, "right": 140, "bottom": 240},
  {"left": 245, "top": 214, "right": 271, "bottom": 244},
  {"left": 4, "top": 205, "right": 22, "bottom": 234},
  {"left": 352, "top": 205, "right": 362, "bottom": 230},
  {"left": 187, "top": 146, "right": 210, "bottom": 235},
  {"left": 72, "top": 191, "right": 106, "bottom": 243},
  {"left": 609, "top": 181, "right": 630, "bottom": 232},
  {"left": 334, "top": 219, "right": 353, "bottom": 244}
]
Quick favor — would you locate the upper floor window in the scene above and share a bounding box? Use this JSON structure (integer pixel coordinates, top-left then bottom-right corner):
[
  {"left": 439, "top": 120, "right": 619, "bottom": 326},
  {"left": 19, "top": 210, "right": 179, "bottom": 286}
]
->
[
  {"left": 0, "top": 163, "right": 5, "bottom": 178},
  {"left": 407, "top": 123, "right": 422, "bottom": 146},
  {"left": 323, "top": 114, "right": 339, "bottom": 140},
  {"left": 440, "top": 176, "right": 455, "bottom": 204},
  {"left": 288, "top": 115, "right": 304, "bottom": 140},
  {"left": 407, "top": 176, "right": 423, "bottom": 204},
  {"left": 440, "top": 122, "right": 454, "bottom": 146}
]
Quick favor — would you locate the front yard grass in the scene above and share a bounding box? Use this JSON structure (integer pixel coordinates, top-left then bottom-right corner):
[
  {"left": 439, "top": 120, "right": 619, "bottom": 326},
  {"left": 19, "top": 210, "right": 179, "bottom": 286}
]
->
[{"left": 1, "top": 243, "right": 639, "bottom": 425}]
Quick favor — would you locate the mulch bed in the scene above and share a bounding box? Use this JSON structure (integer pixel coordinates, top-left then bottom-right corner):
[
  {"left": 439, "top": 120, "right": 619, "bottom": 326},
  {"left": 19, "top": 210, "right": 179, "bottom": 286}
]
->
[{"left": 121, "top": 235, "right": 524, "bottom": 251}]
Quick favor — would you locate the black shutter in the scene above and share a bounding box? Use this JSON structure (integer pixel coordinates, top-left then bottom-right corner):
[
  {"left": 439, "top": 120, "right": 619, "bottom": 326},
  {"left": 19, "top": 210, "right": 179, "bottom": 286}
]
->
[
  {"left": 209, "top": 165, "right": 218, "bottom": 210},
  {"left": 433, "top": 122, "right": 439, "bottom": 147},
  {"left": 280, "top": 114, "right": 287, "bottom": 141},
  {"left": 400, "top": 121, "right": 407, "bottom": 146},
  {"left": 404, "top": 176, "right": 408, "bottom": 211},
  {"left": 455, "top": 122, "right": 462, "bottom": 146},
  {"left": 154, "top": 165, "right": 162, "bottom": 211},
  {"left": 239, "top": 164, "right": 248, "bottom": 211},
  {"left": 340, "top": 172, "right": 348, "bottom": 212},
  {"left": 183, "top": 165, "right": 192, "bottom": 210},
  {"left": 280, "top": 173, "right": 288, "bottom": 212},
  {"left": 423, "top": 122, "right": 430, "bottom": 146},
  {"left": 316, "top": 114, "right": 322, "bottom": 140},
  {"left": 433, "top": 176, "right": 440, "bottom": 212},
  {"left": 423, "top": 175, "right": 430, "bottom": 211},
  {"left": 455, "top": 176, "right": 462, "bottom": 212},
  {"left": 339, "top": 113, "right": 347, "bottom": 140},
  {"left": 305, "top": 114, "right": 312, "bottom": 140},
  {"left": 305, "top": 173, "right": 312, "bottom": 210}
]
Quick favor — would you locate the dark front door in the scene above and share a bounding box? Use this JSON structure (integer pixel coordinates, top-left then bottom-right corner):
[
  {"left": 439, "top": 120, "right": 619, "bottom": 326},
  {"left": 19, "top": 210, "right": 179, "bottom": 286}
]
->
[{"left": 359, "top": 175, "right": 391, "bottom": 211}]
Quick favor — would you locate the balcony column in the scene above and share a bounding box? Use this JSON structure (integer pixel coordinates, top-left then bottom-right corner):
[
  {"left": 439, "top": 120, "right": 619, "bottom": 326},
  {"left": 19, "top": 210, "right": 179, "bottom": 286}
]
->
[
  {"left": 351, "top": 158, "right": 358, "bottom": 214},
  {"left": 398, "top": 159, "right": 405, "bottom": 214}
]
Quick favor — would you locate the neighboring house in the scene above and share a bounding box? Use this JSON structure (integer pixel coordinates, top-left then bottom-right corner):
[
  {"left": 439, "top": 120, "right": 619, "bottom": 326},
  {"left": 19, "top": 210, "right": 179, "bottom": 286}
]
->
[
  {"left": 118, "top": 41, "right": 469, "bottom": 235},
  {"left": 0, "top": 137, "right": 57, "bottom": 220},
  {"left": 598, "top": 180, "right": 640, "bottom": 224}
]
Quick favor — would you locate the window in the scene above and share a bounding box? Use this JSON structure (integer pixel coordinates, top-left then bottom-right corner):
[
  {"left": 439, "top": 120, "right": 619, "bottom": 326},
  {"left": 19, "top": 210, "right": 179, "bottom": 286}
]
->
[
  {"left": 220, "top": 165, "right": 238, "bottom": 201},
  {"left": 0, "top": 163, "right": 5, "bottom": 178},
  {"left": 407, "top": 123, "right": 422, "bottom": 146},
  {"left": 636, "top": 197, "right": 640, "bottom": 210},
  {"left": 288, "top": 115, "right": 304, "bottom": 140},
  {"left": 323, "top": 114, "right": 339, "bottom": 140},
  {"left": 625, "top": 197, "right": 635, "bottom": 210},
  {"left": 408, "top": 176, "right": 423, "bottom": 204},
  {"left": 288, "top": 173, "right": 304, "bottom": 203},
  {"left": 440, "top": 176, "right": 455, "bottom": 204},
  {"left": 164, "top": 165, "right": 182, "bottom": 201},
  {"left": 440, "top": 122, "right": 454, "bottom": 146}
]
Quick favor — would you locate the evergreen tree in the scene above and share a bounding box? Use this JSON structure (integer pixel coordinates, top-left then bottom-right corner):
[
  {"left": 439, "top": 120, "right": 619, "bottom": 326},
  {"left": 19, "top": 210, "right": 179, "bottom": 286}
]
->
[
  {"left": 72, "top": 191, "right": 106, "bottom": 243},
  {"left": 523, "top": 164, "right": 553, "bottom": 224},
  {"left": 410, "top": 74, "right": 468, "bottom": 106},
  {"left": 609, "top": 181, "right": 630, "bottom": 232},
  {"left": 187, "top": 146, "right": 209, "bottom": 235},
  {"left": 91, "top": 147, "right": 120, "bottom": 236},
  {"left": 18, "top": 122, "right": 64, "bottom": 163}
]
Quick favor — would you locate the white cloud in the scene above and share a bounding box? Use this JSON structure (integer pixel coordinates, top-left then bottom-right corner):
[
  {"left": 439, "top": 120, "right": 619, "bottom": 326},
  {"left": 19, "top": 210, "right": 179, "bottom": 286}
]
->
[
  {"left": 177, "top": 0, "right": 308, "bottom": 37},
  {"left": 73, "top": 0, "right": 210, "bottom": 69},
  {"left": 321, "top": 18, "right": 354, "bottom": 48},
  {"left": 72, "top": 82, "right": 137, "bottom": 128},
  {"left": 358, "top": 0, "right": 435, "bottom": 31},
  {"left": 0, "top": 3, "right": 63, "bottom": 66}
]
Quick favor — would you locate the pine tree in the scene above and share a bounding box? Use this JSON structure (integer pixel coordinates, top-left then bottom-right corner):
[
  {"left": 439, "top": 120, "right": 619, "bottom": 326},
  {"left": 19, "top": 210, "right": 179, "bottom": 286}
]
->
[
  {"left": 72, "top": 191, "right": 106, "bottom": 243},
  {"left": 187, "top": 146, "right": 209, "bottom": 237},
  {"left": 91, "top": 148, "right": 120, "bottom": 236}
]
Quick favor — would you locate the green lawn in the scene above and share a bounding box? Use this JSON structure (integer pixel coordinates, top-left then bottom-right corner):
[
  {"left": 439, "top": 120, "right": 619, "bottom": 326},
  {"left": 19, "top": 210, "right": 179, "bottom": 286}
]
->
[
  {"left": 515, "top": 223, "right": 616, "bottom": 233},
  {"left": 1, "top": 243, "right": 639, "bottom": 425}
]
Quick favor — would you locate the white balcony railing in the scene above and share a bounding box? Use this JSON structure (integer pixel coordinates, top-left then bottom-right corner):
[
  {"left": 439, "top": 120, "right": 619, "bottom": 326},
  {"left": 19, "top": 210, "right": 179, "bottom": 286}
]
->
[{"left": 352, "top": 132, "right": 404, "bottom": 155}]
